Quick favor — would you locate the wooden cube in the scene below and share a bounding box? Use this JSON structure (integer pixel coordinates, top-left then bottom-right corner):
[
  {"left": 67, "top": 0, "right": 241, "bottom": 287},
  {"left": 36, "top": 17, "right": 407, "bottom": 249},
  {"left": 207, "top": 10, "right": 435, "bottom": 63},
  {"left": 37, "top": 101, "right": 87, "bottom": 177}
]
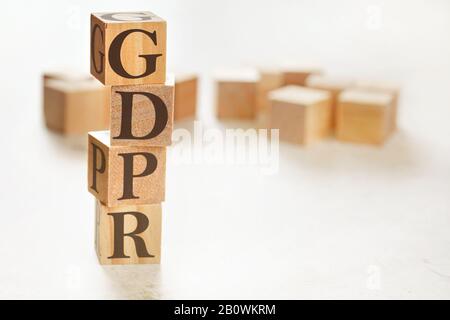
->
[
  {"left": 282, "top": 65, "right": 322, "bottom": 86},
  {"left": 88, "top": 131, "right": 166, "bottom": 207},
  {"left": 90, "top": 11, "right": 166, "bottom": 86},
  {"left": 43, "top": 70, "right": 93, "bottom": 83},
  {"left": 269, "top": 86, "right": 331, "bottom": 145},
  {"left": 109, "top": 75, "right": 174, "bottom": 147},
  {"left": 257, "top": 69, "right": 284, "bottom": 113},
  {"left": 254, "top": 69, "right": 284, "bottom": 129},
  {"left": 95, "top": 200, "right": 162, "bottom": 265},
  {"left": 174, "top": 74, "right": 198, "bottom": 121},
  {"left": 216, "top": 70, "right": 259, "bottom": 119},
  {"left": 43, "top": 78, "right": 108, "bottom": 134},
  {"left": 354, "top": 80, "right": 400, "bottom": 132},
  {"left": 305, "top": 75, "right": 354, "bottom": 128},
  {"left": 336, "top": 89, "right": 394, "bottom": 145}
]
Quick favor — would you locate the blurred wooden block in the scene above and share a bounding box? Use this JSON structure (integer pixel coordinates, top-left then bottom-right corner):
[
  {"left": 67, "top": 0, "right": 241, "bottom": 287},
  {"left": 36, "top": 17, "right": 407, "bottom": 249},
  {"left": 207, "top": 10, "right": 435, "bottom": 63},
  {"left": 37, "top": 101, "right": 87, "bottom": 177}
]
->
[
  {"left": 255, "top": 69, "right": 284, "bottom": 129},
  {"left": 90, "top": 11, "right": 166, "bottom": 85},
  {"left": 336, "top": 89, "right": 394, "bottom": 145},
  {"left": 95, "top": 200, "right": 162, "bottom": 265},
  {"left": 282, "top": 65, "right": 322, "bottom": 86},
  {"left": 174, "top": 74, "right": 198, "bottom": 121},
  {"left": 354, "top": 80, "right": 400, "bottom": 132},
  {"left": 110, "top": 75, "right": 174, "bottom": 147},
  {"left": 216, "top": 70, "right": 259, "bottom": 119},
  {"left": 43, "top": 78, "right": 108, "bottom": 134},
  {"left": 43, "top": 70, "right": 93, "bottom": 83},
  {"left": 269, "top": 86, "right": 331, "bottom": 145},
  {"left": 88, "top": 131, "right": 166, "bottom": 206},
  {"left": 257, "top": 69, "right": 284, "bottom": 113},
  {"left": 306, "top": 75, "right": 354, "bottom": 128}
]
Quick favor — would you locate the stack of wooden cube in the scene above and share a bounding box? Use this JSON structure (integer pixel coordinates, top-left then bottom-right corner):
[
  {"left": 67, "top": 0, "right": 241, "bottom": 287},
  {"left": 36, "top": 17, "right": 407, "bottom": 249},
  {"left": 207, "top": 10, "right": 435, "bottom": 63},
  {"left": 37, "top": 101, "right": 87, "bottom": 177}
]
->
[{"left": 87, "top": 11, "right": 174, "bottom": 265}]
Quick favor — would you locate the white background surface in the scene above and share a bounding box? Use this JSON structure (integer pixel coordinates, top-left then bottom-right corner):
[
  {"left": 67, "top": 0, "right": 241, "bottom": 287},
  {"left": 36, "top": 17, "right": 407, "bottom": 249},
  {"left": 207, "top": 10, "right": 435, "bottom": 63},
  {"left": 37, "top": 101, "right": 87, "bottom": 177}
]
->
[{"left": 1, "top": 0, "right": 450, "bottom": 299}]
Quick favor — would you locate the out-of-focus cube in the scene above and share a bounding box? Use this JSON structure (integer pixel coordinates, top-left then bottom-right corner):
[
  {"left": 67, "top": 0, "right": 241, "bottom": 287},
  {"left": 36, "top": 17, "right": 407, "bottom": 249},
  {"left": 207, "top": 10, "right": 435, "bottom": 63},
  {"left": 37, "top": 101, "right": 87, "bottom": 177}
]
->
[
  {"left": 269, "top": 86, "right": 331, "bottom": 145},
  {"left": 336, "top": 89, "right": 394, "bottom": 145},
  {"left": 281, "top": 64, "right": 322, "bottom": 86},
  {"left": 257, "top": 69, "right": 284, "bottom": 113},
  {"left": 95, "top": 200, "right": 162, "bottom": 265},
  {"left": 256, "top": 69, "right": 284, "bottom": 128},
  {"left": 174, "top": 74, "right": 198, "bottom": 121},
  {"left": 88, "top": 131, "right": 166, "bottom": 207},
  {"left": 306, "top": 75, "right": 354, "bottom": 128},
  {"left": 109, "top": 75, "right": 174, "bottom": 147},
  {"left": 354, "top": 80, "right": 400, "bottom": 132},
  {"left": 43, "top": 70, "right": 93, "bottom": 83},
  {"left": 90, "top": 11, "right": 166, "bottom": 85},
  {"left": 215, "top": 69, "right": 259, "bottom": 119},
  {"left": 43, "top": 78, "right": 108, "bottom": 134}
]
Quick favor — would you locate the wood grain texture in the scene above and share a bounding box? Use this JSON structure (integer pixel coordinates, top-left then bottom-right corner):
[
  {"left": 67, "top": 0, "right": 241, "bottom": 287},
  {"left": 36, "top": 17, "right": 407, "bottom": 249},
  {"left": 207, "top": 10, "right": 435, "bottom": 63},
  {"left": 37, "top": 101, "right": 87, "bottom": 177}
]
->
[
  {"left": 174, "top": 74, "right": 197, "bottom": 121},
  {"left": 90, "top": 12, "right": 166, "bottom": 86},
  {"left": 95, "top": 200, "right": 162, "bottom": 265},
  {"left": 88, "top": 131, "right": 166, "bottom": 206},
  {"left": 336, "top": 89, "right": 394, "bottom": 145},
  {"left": 269, "top": 86, "right": 331, "bottom": 145},
  {"left": 216, "top": 81, "right": 257, "bottom": 119},
  {"left": 110, "top": 76, "right": 174, "bottom": 147},
  {"left": 306, "top": 75, "right": 354, "bottom": 130},
  {"left": 43, "top": 79, "right": 108, "bottom": 134}
]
